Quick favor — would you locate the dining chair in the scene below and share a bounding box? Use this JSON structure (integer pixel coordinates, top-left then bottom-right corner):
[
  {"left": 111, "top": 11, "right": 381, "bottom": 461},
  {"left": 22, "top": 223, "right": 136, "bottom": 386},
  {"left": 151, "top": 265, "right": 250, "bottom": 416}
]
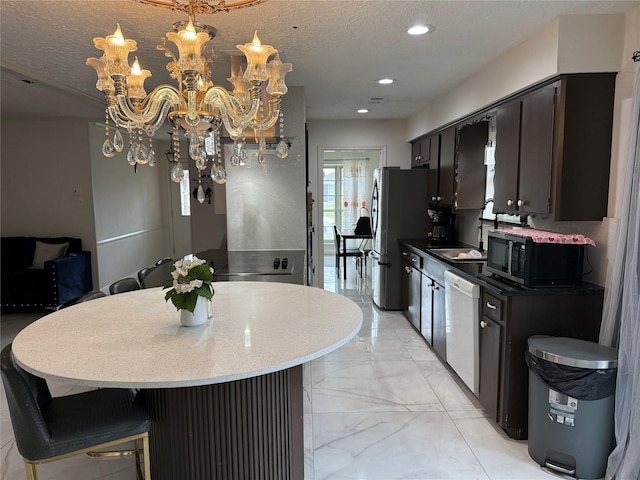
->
[
  {"left": 155, "top": 257, "right": 173, "bottom": 267},
  {"left": 59, "top": 290, "right": 106, "bottom": 309},
  {"left": 1, "top": 343, "right": 151, "bottom": 480},
  {"left": 137, "top": 266, "right": 157, "bottom": 288},
  {"left": 109, "top": 277, "right": 141, "bottom": 295},
  {"left": 333, "top": 225, "right": 363, "bottom": 280}
]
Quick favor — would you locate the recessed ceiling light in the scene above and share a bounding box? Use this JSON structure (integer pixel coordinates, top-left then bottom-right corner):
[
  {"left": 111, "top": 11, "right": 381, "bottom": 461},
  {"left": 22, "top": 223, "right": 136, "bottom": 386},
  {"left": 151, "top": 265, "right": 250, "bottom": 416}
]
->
[
  {"left": 378, "top": 78, "right": 394, "bottom": 85},
  {"left": 357, "top": 109, "right": 369, "bottom": 114},
  {"left": 408, "top": 24, "right": 434, "bottom": 35}
]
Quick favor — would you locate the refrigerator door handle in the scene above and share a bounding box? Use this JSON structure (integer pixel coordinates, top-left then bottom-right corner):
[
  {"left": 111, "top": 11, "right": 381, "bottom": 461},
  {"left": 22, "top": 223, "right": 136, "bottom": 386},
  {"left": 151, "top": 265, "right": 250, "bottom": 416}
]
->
[{"left": 369, "top": 250, "right": 390, "bottom": 266}]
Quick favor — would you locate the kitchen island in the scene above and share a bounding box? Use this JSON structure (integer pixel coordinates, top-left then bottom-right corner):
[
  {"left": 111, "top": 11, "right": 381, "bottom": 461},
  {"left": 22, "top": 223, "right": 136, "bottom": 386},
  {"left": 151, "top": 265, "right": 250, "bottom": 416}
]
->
[{"left": 12, "top": 282, "right": 362, "bottom": 480}]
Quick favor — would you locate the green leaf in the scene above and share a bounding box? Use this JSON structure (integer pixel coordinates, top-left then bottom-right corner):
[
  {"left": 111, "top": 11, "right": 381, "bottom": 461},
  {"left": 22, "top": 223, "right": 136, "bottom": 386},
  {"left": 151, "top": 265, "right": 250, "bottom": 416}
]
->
[
  {"left": 171, "top": 292, "right": 198, "bottom": 312},
  {"left": 189, "top": 263, "right": 213, "bottom": 282}
]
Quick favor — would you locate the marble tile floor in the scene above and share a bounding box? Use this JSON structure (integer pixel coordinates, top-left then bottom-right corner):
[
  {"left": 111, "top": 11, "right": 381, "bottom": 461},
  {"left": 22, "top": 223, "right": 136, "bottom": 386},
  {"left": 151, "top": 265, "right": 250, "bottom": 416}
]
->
[{"left": 0, "top": 256, "right": 553, "bottom": 480}]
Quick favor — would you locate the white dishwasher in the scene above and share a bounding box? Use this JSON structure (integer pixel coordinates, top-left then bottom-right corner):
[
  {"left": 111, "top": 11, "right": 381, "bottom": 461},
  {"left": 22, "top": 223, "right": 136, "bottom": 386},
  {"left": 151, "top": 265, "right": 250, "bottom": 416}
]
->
[{"left": 444, "top": 270, "right": 480, "bottom": 395}]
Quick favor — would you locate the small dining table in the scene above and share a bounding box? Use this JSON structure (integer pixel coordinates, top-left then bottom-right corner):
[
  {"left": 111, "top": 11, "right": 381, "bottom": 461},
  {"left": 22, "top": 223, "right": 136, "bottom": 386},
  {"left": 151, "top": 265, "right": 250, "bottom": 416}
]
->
[
  {"left": 337, "top": 228, "right": 373, "bottom": 279},
  {"left": 12, "top": 282, "right": 362, "bottom": 480}
]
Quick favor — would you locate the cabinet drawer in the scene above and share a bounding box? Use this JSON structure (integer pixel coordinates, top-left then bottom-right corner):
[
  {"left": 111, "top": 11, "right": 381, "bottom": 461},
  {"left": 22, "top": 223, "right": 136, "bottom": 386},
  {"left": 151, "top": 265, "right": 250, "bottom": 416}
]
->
[
  {"left": 483, "top": 292, "right": 503, "bottom": 322},
  {"left": 401, "top": 250, "right": 422, "bottom": 269}
]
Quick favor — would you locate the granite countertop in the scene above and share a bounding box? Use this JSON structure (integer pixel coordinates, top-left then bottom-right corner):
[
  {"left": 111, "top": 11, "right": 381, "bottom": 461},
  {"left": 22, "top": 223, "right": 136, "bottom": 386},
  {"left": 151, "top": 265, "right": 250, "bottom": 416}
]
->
[
  {"left": 400, "top": 238, "right": 603, "bottom": 296},
  {"left": 12, "top": 282, "right": 362, "bottom": 389}
]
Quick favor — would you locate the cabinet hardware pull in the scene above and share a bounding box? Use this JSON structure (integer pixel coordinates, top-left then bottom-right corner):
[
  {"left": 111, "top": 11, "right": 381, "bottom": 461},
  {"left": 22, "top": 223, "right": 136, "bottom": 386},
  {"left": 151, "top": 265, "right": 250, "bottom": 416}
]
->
[
  {"left": 507, "top": 199, "right": 514, "bottom": 206},
  {"left": 517, "top": 199, "right": 525, "bottom": 207},
  {"left": 480, "top": 321, "right": 487, "bottom": 328},
  {"left": 486, "top": 302, "right": 497, "bottom": 309},
  {"left": 405, "top": 266, "right": 412, "bottom": 273}
]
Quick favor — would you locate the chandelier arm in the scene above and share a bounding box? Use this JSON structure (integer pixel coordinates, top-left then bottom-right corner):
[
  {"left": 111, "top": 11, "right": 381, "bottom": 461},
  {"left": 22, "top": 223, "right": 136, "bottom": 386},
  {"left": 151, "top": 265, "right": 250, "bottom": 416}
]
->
[
  {"left": 246, "top": 98, "right": 281, "bottom": 131},
  {"left": 114, "top": 86, "right": 183, "bottom": 131},
  {"left": 203, "top": 86, "right": 261, "bottom": 129}
]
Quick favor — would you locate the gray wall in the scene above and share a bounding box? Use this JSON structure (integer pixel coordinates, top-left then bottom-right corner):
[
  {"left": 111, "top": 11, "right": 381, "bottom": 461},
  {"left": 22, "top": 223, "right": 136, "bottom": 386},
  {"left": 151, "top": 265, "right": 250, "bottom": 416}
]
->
[
  {"left": 1, "top": 118, "right": 99, "bottom": 286},
  {"left": 89, "top": 123, "right": 171, "bottom": 288}
]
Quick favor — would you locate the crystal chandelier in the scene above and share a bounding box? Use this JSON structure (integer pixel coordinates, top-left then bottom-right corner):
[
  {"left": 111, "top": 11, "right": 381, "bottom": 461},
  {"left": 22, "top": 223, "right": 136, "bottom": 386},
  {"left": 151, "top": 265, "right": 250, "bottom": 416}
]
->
[{"left": 86, "top": 0, "right": 292, "bottom": 185}]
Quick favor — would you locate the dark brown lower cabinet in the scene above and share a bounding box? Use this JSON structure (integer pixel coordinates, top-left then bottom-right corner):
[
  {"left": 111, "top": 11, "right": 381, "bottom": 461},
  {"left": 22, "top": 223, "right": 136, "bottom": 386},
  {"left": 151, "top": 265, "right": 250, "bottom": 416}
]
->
[
  {"left": 478, "top": 314, "right": 501, "bottom": 421},
  {"left": 431, "top": 280, "right": 446, "bottom": 360},
  {"left": 478, "top": 286, "right": 603, "bottom": 440}
]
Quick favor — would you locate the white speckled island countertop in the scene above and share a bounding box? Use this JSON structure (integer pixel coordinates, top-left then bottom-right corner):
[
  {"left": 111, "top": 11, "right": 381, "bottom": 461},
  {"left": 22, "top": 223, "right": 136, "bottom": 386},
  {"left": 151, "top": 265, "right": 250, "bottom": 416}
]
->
[{"left": 12, "top": 282, "right": 363, "bottom": 388}]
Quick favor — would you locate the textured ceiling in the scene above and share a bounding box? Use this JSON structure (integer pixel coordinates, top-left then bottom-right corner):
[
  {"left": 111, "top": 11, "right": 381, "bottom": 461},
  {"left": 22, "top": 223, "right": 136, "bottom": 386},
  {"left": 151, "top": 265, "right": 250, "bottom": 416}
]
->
[{"left": 1, "top": 0, "right": 638, "bottom": 121}]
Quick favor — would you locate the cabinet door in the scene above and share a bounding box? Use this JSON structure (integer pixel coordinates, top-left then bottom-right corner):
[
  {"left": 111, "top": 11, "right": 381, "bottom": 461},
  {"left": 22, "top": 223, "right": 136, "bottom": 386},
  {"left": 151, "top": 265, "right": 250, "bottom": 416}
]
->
[
  {"left": 401, "top": 255, "right": 410, "bottom": 311},
  {"left": 518, "top": 82, "right": 556, "bottom": 215},
  {"left": 432, "top": 281, "right": 446, "bottom": 360},
  {"left": 412, "top": 137, "right": 430, "bottom": 167},
  {"left": 479, "top": 315, "right": 501, "bottom": 420},
  {"left": 411, "top": 140, "right": 423, "bottom": 167},
  {"left": 438, "top": 127, "right": 456, "bottom": 206},
  {"left": 420, "top": 277, "right": 433, "bottom": 345},
  {"left": 407, "top": 266, "right": 421, "bottom": 331},
  {"left": 455, "top": 121, "right": 488, "bottom": 209},
  {"left": 494, "top": 101, "right": 521, "bottom": 213}
]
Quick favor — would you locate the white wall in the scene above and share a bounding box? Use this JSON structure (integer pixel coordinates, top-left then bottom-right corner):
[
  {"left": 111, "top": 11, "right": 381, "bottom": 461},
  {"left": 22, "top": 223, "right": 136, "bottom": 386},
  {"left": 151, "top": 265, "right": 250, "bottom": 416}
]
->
[
  {"left": 225, "top": 86, "right": 307, "bottom": 251},
  {"left": 1, "top": 118, "right": 98, "bottom": 286},
  {"left": 89, "top": 123, "right": 171, "bottom": 288}
]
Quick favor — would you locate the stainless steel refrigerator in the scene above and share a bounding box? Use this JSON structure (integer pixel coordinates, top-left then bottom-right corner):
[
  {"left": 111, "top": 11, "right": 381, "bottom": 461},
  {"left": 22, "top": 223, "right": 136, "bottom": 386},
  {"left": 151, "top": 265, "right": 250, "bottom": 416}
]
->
[{"left": 370, "top": 167, "right": 430, "bottom": 310}]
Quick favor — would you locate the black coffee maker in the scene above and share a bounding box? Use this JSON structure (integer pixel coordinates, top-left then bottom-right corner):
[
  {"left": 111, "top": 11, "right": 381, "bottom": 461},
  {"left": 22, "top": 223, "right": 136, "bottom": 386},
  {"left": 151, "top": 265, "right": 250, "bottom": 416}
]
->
[{"left": 428, "top": 208, "right": 456, "bottom": 243}]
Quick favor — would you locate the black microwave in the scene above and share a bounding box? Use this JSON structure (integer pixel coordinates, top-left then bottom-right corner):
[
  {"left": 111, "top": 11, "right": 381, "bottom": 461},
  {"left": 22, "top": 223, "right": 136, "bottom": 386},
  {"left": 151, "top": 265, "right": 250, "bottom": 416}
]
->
[{"left": 486, "top": 231, "right": 585, "bottom": 287}]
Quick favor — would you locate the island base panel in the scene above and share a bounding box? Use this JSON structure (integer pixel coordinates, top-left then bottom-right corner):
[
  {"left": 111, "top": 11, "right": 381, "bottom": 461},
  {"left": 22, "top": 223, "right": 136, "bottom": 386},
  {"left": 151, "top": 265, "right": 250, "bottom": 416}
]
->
[{"left": 142, "top": 365, "right": 303, "bottom": 480}]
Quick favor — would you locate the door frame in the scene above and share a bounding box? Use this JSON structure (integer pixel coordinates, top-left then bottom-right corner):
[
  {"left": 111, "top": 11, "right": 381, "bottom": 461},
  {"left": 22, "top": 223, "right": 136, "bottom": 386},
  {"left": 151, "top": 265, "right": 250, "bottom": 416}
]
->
[{"left": 315, "top": 146, "right": 385, "bottom": 287}]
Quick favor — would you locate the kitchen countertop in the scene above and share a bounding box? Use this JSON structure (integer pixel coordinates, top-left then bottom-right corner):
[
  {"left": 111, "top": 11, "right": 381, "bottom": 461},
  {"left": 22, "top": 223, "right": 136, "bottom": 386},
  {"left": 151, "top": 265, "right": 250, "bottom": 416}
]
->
[{"left": 400, "top": 239, "right": 603, "bottom": 296}]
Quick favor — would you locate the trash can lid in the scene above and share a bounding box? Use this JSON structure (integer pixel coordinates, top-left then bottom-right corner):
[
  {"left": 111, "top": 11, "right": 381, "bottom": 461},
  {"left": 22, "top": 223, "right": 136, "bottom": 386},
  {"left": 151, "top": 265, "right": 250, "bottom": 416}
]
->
[{"left": 528, "top": 336, "right": 618, "bottom": 369}]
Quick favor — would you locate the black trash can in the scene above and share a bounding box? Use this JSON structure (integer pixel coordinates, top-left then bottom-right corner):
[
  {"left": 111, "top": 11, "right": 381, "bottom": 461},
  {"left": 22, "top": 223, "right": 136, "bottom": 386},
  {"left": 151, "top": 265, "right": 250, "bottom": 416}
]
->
[{"left": 526, "top": 336, "right": 618, "bottom": 479}]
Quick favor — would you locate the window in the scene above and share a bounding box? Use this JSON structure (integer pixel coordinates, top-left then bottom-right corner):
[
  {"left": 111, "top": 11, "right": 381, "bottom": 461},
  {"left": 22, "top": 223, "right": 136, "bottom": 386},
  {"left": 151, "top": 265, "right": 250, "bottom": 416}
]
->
[
  {"left": 179, "top": 170, "right": 190, "bottom": 216},
  {"left": 323, "top": 166, "right": 341, "bottom": 246}
]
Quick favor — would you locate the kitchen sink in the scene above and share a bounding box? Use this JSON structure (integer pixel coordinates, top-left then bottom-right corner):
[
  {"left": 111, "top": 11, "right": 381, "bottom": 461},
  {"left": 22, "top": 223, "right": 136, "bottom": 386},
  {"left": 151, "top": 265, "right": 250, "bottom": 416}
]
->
[{"left": 429, "top": 248, "right": 487, "bottom": 262}]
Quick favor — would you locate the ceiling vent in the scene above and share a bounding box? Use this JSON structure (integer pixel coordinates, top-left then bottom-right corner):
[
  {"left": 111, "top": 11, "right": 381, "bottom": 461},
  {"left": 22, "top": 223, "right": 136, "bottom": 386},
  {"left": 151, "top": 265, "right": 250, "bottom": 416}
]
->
[{"left": 368, "top": 97, "right": 385, "bottom": 104}]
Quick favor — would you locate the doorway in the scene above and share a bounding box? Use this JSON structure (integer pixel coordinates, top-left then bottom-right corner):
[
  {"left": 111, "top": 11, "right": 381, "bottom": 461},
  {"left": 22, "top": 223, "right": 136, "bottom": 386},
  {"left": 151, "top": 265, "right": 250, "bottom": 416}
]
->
[{"left": 319, "top": 148, "right": 382, "bottom": 285}]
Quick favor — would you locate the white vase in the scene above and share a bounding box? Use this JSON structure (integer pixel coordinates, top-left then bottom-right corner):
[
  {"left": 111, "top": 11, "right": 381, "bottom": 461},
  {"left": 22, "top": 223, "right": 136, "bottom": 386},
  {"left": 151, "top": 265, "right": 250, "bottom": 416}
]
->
[{"left": 180, "top": 296, "right": 209, "bottom": 327}]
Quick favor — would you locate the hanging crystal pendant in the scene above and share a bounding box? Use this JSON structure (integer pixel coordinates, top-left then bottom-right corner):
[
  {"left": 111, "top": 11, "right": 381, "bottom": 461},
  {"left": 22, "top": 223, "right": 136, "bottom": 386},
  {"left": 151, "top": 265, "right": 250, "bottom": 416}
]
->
[
  {"left": 240, "top": 143, "right": 249, "bottom": 166},
  {"left": 230, "top": 142, "right": 240, "bottom": 168},
  {"left": 171, "top": 162, "right": 185, "bottom": 182},
  {"left": 102, "top": 138, "right": 116, "bottom": 157},
  {"left": 258, "top": 132, "right": 266, "bottom": 153},
  {"left": 189, "top": 142, "right": 203, "bottom": 161},
  {"left": 148, "top": 148, "right": 156, "bottom": 167},
  {"left": 212, "top": 161, "right": 227, "bottom": 184},
  {"left": 127, "top": 144, "right": 138, "bottom": 166},
  {"left": 258, "top": 153, "right": 266, "bottom": 166},
  {"left": 197, "top": 183, "right": 205, "bottom": 204},
  {"left": 276, "top": 139, "right": 289, "bottom": 159},
  {"left": 113, "top": 130, "right": 124, "bottom": 152},
  {"left": 136, "top": 143, "right": 149, "bottom": 164},
  {"left": 195, "top": 153, "right": 208, "bottom": 171}
]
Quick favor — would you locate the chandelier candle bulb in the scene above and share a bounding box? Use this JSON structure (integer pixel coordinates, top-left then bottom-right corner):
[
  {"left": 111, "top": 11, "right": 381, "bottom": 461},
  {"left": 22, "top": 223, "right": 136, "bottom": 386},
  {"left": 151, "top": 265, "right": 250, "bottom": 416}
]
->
[{"left": 236, "top": 32, "right": 277, "bottom": 82}]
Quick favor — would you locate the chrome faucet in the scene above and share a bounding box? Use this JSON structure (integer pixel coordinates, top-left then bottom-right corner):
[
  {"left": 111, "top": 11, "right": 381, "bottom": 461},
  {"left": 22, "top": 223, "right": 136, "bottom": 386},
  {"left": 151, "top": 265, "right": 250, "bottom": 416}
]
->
[{"left": 478, "top": 199, "right": 494, "bottom": 252}]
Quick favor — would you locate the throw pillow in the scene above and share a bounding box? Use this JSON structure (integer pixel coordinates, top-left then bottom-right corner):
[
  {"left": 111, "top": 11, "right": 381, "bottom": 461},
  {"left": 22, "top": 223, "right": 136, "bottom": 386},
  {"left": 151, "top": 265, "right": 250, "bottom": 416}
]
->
[{"left": 30, "top": 241, "right": 69, "bottom": 269}]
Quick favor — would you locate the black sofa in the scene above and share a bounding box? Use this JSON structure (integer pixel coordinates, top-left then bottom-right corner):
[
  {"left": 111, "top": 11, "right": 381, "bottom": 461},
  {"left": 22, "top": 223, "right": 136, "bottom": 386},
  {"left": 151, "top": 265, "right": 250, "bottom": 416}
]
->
[{"left": 1, "top": 237, "right": 92, "bottom": 311}]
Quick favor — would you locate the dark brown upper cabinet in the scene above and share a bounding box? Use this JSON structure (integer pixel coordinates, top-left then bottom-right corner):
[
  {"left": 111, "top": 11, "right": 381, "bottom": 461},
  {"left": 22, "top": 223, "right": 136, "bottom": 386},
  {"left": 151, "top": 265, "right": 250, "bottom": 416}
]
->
[
  {"left": 493, "top": 73, "right": 616, "bottom": 220},
  {"left": 411, "top": 137, "right": 430, "bottom": 167},
  {"left": 455, "top": 121, "right": 488, "bottom": 209}
]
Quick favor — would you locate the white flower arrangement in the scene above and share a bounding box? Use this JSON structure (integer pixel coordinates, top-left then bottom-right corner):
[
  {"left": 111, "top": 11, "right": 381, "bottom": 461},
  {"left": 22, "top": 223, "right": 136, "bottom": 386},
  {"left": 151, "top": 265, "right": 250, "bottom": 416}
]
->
[{"left": 163, "top": 257, "right": 214, "bottom": 313}]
